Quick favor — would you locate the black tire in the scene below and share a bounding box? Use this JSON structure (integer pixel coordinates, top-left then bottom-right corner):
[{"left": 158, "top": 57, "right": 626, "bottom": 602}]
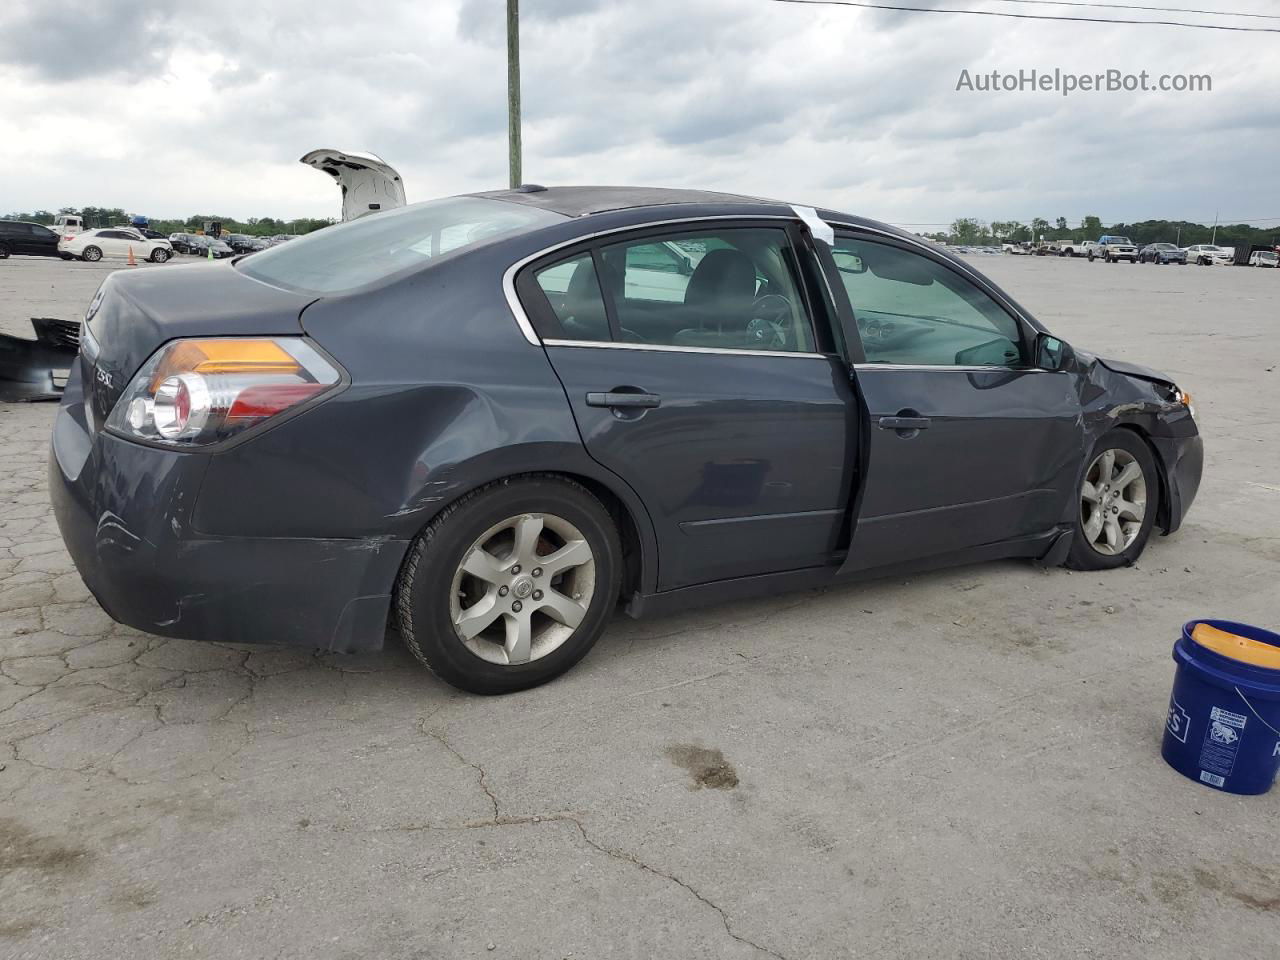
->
[
  {"left": 0, "top": 242, "right": 9, "bottom": 259},
  {"left": 1087, "top": 252, "right": 1095, "bottom": 262},
  {"left": 1066, "top": 429, "right": 1161, "bottom": 571},
  {"left": 396, "top": 475, "right": 622, "bottom": 695},
  {"left": 150, "top": 248, "right": 170, "bottom": 263},
  {"left": 81, "top": 246, "right": 102, "bottom": 262}
]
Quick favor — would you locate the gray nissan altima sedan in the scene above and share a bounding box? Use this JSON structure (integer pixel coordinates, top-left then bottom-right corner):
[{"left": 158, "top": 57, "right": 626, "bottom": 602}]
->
[{"left": 50, "top": 186, "right": 1203, "bottom": 693}]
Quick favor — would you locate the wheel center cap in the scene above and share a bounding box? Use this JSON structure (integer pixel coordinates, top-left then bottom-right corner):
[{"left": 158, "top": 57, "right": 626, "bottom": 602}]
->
[{"left": 512, "top": 577, "right": 534, "bottom": 600}]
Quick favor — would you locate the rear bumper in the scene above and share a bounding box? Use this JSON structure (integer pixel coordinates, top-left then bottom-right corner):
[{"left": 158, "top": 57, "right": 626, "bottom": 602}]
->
[{"left": 49, "top": 371, "right": 407, "bottom": 652}]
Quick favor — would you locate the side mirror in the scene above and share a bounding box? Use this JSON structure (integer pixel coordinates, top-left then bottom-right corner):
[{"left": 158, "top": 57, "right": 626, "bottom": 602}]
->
[{"left": 1036, "top": 333, "right": 1073, "bottom": 371}]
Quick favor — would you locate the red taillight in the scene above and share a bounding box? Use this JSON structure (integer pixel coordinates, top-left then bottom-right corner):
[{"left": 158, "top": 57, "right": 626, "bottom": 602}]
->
[
  {"left": 106, "top": 338, "right": 342, "bottom": 446},
  {"left": 227, "top": 383, "right": 326, "bottom": 420}
]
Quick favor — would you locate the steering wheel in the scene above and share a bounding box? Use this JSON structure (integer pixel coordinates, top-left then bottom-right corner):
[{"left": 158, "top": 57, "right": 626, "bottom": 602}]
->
[{"left": 746, "top": 294, "right": 794, "bottom": 349}]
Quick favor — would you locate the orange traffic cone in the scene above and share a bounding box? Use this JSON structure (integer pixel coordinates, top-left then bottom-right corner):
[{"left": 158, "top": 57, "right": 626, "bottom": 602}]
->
[{"left": 127, "top": 246, "right": 137, "bottom": 266}]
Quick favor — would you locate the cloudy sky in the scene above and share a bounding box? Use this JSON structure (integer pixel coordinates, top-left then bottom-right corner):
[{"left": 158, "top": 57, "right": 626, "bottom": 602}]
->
[{"left": 2, "top": 0, "right": 1278, "bottom": 230}]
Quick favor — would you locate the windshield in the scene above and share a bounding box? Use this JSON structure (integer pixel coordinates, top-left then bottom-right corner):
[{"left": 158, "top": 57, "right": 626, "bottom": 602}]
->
[{"left": 237, "top": 196, "right": 565, "bottom": 294}]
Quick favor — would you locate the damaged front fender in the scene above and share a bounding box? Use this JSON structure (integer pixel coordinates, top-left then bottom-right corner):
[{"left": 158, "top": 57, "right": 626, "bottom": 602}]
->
[{"left": 1075, "top": 349, "right": 1203, "bottom": 535}]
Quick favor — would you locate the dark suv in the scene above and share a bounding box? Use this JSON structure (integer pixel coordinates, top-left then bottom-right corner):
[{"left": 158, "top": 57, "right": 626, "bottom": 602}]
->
[{"left": 0, "top": 220, "right": 63, "bottom": 259}]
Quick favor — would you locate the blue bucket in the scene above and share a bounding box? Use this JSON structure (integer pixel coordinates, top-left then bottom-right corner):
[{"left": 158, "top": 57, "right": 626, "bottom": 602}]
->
[{"left": 1161, "top": 620, "right": 1280, "bottom": 795}]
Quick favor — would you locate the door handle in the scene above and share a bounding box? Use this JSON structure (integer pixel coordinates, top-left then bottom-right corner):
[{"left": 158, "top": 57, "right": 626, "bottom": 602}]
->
[
  {"left": 878, "top": 416, "right": 931, "bottom": 431},
  {"left": 586, "top": 391, "right": 661, "bottom": 409}
]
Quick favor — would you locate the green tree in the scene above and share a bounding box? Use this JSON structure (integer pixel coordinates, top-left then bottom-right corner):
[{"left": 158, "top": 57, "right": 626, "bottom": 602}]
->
[{"left": 949, "top": 218, "right": 985, "bottom": 244}]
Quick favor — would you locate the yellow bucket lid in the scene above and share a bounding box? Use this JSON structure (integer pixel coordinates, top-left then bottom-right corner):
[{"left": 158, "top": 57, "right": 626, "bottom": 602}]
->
[{"left": 1192, "top": 623, "right": 1280, "bottom": 670}]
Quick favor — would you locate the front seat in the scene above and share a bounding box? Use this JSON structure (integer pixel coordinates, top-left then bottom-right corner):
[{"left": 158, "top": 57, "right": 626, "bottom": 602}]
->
[{"left": 676, "top": 248, "right": 756, "bottom": 347}]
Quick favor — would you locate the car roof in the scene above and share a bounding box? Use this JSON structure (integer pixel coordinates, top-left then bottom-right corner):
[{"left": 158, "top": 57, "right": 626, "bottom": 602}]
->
[{"left": 469, "top": 185, "right": 763, "bottom": 218}]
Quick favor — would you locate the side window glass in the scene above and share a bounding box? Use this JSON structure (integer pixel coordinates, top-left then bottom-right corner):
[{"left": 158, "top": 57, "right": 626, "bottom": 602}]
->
[
  {"left": 832, "top": 236, "right": 1025, "bottom": 367},
  {"left": 533, "top": 254, "right": 610, "bottom": 342},
  {"left": 599, "top": 228, "right": 814, "bottom": 352}
]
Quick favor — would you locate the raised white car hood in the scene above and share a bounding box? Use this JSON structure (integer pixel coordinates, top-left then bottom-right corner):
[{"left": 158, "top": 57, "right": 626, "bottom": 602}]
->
[{"left": 299, "top": 149, "right": 406, "bottom": 222}]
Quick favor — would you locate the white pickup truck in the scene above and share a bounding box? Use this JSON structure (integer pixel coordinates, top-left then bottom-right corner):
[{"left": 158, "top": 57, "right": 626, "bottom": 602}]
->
[
  {"left": 1053, "top": 239, "right": 1083, "bottom": 257},
  {"left": 51, "top": 214, "right": 84, "bottom": 236},
  {"left": 1086, "top": 236, "right": 1139, "bottom": 263}
]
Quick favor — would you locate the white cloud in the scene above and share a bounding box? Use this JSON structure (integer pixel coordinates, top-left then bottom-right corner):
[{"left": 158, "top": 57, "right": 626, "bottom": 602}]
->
[{"left": 1, "top": 0, "right": 1277, "bottom": 229}]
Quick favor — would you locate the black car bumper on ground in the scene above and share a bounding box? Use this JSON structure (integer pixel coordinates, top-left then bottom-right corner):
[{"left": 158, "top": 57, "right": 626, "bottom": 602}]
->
[{"left": 48, "top": 367, "right": 407, "bottom": 652}]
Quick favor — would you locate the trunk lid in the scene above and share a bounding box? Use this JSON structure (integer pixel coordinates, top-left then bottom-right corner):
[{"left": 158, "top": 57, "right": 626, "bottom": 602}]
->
[
  {"left": 82, "top": 262, "right": 316, "bottom": 428},
  {"left": 299, "top": 149, "right": 406, "bottom": 222}
]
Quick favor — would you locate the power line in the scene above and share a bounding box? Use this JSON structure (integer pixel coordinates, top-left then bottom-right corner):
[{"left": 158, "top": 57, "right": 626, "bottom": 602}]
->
[
  {"left": 771, "top": 0, "right": 1280, "bottom": 32},
  {"left": 978, "top": 0, "right": 1280, "bottom": 21}
]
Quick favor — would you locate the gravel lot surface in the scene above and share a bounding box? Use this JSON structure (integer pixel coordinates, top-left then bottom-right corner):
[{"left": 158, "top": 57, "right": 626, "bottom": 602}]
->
[{"left": 2, "top": 253, "right": 1277, "bottom": 959}]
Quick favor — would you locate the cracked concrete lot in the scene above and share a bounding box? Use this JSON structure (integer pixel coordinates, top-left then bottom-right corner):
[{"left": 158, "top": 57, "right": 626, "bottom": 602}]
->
[{"left": 2, "top": 255, "right": 1278, "bottom": 959}]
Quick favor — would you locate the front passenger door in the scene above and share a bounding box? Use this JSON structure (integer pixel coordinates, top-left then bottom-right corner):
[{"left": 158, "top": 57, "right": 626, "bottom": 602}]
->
[{"left": 828, "top": 232, "right": 1084, "bottom": 572}]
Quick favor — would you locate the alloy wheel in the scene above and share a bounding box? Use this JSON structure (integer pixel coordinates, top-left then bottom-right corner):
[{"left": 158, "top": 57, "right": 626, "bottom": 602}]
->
[
  {"left": 449, "top": 512, "right": 595, "bottom": 665},
  {"left": 1081, "top": 448, "right": 1147, "bottom": 556}
]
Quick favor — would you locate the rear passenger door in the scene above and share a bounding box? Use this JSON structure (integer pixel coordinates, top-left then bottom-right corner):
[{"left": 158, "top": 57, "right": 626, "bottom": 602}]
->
[{"left": 518, "top": 222, "right": 856, "bottom": 591}]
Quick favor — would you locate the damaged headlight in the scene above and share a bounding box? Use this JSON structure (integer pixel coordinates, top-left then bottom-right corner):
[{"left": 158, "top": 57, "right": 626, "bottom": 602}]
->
[{"left": 1173, "top": 387, "right": 1196, "bottom": 419}]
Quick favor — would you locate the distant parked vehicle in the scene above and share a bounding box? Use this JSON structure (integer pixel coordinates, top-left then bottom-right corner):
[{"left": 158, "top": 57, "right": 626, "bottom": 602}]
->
[
  {"left": 169, "top": 233, "right": 204, "bottom": 255},
  {"left": 1089, "top": 236, "right": 1138, "bottom": 263},
  {"left": 268, "top": 234, "right": 300, "bottom": 246},
  {"left": 224, "top": 234, "right": 259, "bottom": 254},
  {"left": 1184, "top": 244, "right": 1234, "bottom": 266},
  {"left": 300, "top": 148, "right": 406, "bottom": 221},
  {"left": 1002, "top": 242, "right": 1031, "bottom": 255},
  {"left": 1054, "top": 240, "right": 1082, "bottom": 257},
  {"left": 59, "top": 228, "right": 172, "bottom": 263},
  {"left": 199, "top": 236, "right": 235, "bottom": 259},
  {"left": 51, "top": 214, "right": 85, "bottom": 236},
  {"left": 1139, "top": 243, "right": 1187, "bottom": 265},
  {"left": 0, "top": 219, "right": 64, "bottom": 259},
  {"left": 1249, "top": 250, "right": 1278, "bottom": 268}
]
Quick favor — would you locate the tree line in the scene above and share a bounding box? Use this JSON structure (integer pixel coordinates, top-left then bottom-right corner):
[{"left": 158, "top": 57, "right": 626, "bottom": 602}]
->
[
  {"left": 3, "top": 207, "right": 335, "bottom": 237},
  {"left": 931, "top": 217, "right": 1279, "bottom": 249}
]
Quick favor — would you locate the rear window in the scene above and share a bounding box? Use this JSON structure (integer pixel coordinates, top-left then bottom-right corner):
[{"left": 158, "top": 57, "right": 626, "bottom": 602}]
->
[{"left": 236, "top": 196, "right": 564, "bottom": 294}]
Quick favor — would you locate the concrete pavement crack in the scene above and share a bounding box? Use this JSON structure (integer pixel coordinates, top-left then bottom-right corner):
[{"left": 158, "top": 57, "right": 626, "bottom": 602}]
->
[
  {"left": 422, "top": 723, "right": 500, "bottom": 821},
  {"left": 413, "top": 722, "right": 788, "bottom": 960},
  {"left": 566, "top": 817, "right": 790, "bottom": 960}
]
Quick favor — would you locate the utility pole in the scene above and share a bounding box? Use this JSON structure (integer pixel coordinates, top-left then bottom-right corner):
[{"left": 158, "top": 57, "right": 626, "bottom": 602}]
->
[
  {"left": 507, "top": 0, "right": 522, "bottom": 189},
  {"left": 1211, "top": 211, "right": 1218, "bottom": 245}
]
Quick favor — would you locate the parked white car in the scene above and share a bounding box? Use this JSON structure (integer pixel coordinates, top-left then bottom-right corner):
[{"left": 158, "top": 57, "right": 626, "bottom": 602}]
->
[
  {"left": 1249, "top": 250, "right": 1278, "bottom": 268},
  {"left": 1184, "top": 244, "right": 1234, "bottom": 266},
  {"left": 59, "top": 228, "right": 172, "bottom": 263}
]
